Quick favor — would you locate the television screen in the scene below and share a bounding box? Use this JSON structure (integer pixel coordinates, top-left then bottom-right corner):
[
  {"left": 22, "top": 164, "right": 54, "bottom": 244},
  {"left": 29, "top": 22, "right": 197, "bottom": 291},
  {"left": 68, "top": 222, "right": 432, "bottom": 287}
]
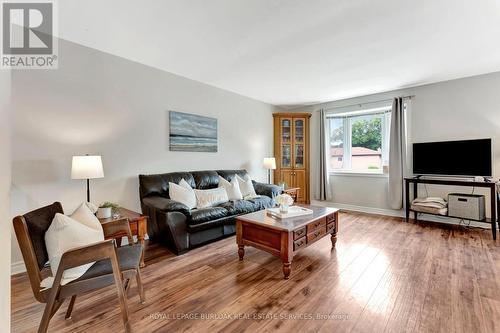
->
[{"left": 413, "top": 138, "right": 492, "bottom": 177}]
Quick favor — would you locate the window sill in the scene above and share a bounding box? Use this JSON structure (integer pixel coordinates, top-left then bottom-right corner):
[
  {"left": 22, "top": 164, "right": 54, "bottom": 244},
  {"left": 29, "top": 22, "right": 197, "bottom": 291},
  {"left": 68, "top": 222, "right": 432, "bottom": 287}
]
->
[{"left": 329, "top": 171, "right": 389, "bottom": 178}]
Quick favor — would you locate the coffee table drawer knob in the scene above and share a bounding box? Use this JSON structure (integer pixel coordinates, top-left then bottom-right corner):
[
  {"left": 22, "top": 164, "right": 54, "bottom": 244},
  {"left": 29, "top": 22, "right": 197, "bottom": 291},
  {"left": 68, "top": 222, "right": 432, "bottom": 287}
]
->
[
  {"left": 306, "top": 218, "right": 326, "bottom": 233},
  {"left": 307, "top": 228, "right": 326, "bottom": 243},
  {"left": 294, "top": 227, "right": 306, "bottom": 240},
  {"left": 294, "top": 237, "right": 306, "bottom": 250}
]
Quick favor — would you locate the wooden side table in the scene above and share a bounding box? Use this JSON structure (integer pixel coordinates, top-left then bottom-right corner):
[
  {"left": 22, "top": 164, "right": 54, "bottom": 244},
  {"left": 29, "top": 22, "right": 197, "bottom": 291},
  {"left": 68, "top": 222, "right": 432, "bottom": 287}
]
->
[
  {"left": 99, "top": 207, "right": 148, "bottom": 268},
  {"left": 283, "top": 187, "right": 300, "bottom": 203}
]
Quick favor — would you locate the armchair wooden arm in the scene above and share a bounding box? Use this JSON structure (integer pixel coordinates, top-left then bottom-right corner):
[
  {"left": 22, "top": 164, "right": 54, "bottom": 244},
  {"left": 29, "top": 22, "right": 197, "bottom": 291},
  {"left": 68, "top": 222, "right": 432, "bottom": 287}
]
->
[
  {"left": 101, "top": 218, "right": 134, "bottom": 245},
  {"left": 40, "top": 238, "right": 130, "bottom": 333}
]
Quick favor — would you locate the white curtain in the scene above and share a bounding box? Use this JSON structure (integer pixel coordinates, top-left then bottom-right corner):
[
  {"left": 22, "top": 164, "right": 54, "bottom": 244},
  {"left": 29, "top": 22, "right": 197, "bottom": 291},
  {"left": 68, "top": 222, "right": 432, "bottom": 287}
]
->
[
  {"left": 318, "top": 109, "right": 332, "bottom": 200},
  {"left": 388, "top": 98, "right": 406, "bottom": 209}
]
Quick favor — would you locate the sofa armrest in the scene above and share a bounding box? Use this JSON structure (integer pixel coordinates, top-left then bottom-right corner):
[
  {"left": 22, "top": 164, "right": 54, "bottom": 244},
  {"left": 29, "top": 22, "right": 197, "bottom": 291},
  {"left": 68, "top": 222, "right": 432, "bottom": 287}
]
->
[
  {"left": 142, "top": 196, "right": 191, "bottom": 215},
  {"left": 252, "top": 181, "right": 282, "bottom": 198}
]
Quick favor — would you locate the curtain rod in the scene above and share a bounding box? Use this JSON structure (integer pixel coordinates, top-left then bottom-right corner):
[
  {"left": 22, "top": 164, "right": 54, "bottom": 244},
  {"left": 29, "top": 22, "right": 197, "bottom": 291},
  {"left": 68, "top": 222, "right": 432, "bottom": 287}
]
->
[{"left": 324, "top": 95, "right": 415, "bottom": 111}]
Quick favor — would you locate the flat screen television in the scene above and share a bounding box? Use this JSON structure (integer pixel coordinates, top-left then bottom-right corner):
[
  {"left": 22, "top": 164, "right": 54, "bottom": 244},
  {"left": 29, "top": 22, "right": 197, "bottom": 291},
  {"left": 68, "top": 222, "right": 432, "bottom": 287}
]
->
[{"left": 413, "top": 138, "right": 492, "bottom": 177}]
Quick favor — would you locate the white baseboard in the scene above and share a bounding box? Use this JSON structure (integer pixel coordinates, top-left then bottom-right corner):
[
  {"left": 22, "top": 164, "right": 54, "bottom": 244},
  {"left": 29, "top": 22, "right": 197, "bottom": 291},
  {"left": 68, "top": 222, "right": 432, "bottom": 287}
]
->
[
  {"left": 311, "top": 200, "right": 403, "bottom": 217},
  {"left": 311, "top": 200, "right": 492, "bottom": 229},
  {"left": 11, "top": 261, "right": 26, "bottom": 275}
]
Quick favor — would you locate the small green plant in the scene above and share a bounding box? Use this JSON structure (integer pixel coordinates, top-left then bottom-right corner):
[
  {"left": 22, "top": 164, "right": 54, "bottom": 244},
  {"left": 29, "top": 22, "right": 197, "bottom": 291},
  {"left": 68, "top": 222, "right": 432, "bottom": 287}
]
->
[
  {"left": 368, "top": 165, "right": 380, "bottom": 170},
  {"left": 99, "top": 202, "right": 120, "bottom": 213}
]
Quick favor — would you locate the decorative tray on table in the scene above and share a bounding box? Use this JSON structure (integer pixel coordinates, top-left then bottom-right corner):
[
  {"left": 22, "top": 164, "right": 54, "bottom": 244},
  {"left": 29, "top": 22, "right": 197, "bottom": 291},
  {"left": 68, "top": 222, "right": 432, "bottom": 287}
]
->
[{"left": 266, "top": 206, "right": 313, "bottom": 219}]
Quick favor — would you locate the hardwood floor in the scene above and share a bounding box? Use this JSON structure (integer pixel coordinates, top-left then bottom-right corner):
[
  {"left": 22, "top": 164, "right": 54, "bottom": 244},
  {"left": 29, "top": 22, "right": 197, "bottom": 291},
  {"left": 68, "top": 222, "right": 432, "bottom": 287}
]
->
[{"left": 11, "top": 212, "right": 500, "bottom": 333}]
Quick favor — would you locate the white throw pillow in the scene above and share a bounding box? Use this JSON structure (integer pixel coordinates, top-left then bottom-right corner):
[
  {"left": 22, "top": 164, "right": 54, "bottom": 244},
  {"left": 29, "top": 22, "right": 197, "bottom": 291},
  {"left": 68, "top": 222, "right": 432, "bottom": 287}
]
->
[
  {"left": 218, "top": 176, "right": 243, "bottom": 201},
  {"left": 42, "top": 203, "right": 104, "bottom": 288},
  {"left": 195, "top": 187, "right": 229, "bottom": 208},
  {"left": 169, "top": 179, "right": 196, "bottom": 210},
  {"left": 237, "top": 175, "right": 257, "bottom": 198}
]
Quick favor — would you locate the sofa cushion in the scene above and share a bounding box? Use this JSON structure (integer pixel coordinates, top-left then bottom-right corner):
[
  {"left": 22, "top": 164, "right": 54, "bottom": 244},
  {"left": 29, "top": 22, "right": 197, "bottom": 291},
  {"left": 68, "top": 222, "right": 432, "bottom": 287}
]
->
[
  {"left": 218, "top": 176, "right": 243, "bottom": 201},
  {"left": 237, "top": 175, "right": 257, "bottom": 198},
  {"left": 189, "top": 207, "right": 229, "bottom": 225},
  {"left": 218, "top": 200, "right": 256, "bottom": 216},
  {"left": 142, "top": 196, "right": 190, "bottom": 214},
  {"left": 139, "top": 172, "right": 195, "bottom": 199},
  {"left": 216, "top": 170, "right": 248, "bottom": 182},
  {"left": 191, "top": 170, "right": 219, "bottom": 189},
  {"left": 247, "top": 195, "right": 274, "bottom": 210},
  {"left": 187, "top": 215, "right": 235, "bottom": 233},
  {"left": 169, "top": 180, "right": 196, "bottom": 210}
]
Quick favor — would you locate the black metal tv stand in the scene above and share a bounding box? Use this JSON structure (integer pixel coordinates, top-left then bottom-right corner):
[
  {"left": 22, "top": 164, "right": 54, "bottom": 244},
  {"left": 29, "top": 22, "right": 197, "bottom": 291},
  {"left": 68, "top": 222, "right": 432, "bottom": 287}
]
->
[{"left": 404, "top": 176, "right": 498, "bottom": 240}]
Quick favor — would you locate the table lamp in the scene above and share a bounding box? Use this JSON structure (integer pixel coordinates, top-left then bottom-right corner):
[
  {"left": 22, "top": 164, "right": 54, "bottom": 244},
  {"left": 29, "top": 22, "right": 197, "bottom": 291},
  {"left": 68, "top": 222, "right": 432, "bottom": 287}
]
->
[
  {"left": 263, "top": 157, "right": 276, "bottom": 184},
  {"left": 71, "top": 155, "right": 104, "bottom": 202}
]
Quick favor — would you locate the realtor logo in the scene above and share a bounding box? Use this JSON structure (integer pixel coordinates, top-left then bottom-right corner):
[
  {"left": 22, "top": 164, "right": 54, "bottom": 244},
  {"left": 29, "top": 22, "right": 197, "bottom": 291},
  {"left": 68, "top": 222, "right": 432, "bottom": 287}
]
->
[{"left": 1, "top": 1, "right": 58, "bottom": 69}]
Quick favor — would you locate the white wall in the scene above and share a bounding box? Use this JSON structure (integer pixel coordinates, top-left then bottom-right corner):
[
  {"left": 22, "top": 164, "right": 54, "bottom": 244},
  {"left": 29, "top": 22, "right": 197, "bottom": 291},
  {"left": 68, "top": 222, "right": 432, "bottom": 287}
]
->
[
  {"left": 11, "top": 38, "right": 275, "bottom": 267},
  {"left": 302, "top": 71, "right": 500, "bottom": 217},
  {"left": 0, "top": 70, "right": 11, "bottom": 331}
]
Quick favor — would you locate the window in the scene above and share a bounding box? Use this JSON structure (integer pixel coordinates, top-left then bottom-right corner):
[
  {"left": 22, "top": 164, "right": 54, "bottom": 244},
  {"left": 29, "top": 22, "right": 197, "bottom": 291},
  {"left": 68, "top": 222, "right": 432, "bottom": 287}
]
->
[{"left": 328, "top": 107, "right": 391, "bottom": 174}]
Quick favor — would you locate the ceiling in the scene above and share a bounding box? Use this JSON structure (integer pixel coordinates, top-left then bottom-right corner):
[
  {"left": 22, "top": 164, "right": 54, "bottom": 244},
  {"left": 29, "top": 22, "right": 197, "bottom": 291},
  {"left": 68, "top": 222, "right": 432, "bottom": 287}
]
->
[{"left": 58, "top": 0, "right": 500, "bottom": 107}]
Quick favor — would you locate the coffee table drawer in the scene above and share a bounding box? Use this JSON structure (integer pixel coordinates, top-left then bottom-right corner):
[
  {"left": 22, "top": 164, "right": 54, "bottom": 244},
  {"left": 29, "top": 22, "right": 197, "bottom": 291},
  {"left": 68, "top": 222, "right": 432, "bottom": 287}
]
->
[
  {"left": 293, "top": 237, "right": 307, "bottom": 251},
  {"left": 294, "top": 227, "right": 306, "bottom": 240},
  {"left": 307, "top": 227, "right": 326, "bottom": 244},
  {"left": 327, "top": 213, "right": 336, "bottom": 224},
  {"left": 306, "top": 218, "right": 326, "bottom": 233},
  {"left": 327, "top": 222, "right": 335, "bottom": 233}
]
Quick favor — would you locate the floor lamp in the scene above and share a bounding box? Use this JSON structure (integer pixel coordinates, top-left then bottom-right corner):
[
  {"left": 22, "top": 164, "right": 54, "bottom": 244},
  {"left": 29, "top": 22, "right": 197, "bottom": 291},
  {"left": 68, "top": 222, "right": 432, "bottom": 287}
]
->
[
  {"left": 263, "top": 157, "right": 276, "bottom": 184},
  {"left": 71, "top": 155, "right": 104, "bottom": 203}
]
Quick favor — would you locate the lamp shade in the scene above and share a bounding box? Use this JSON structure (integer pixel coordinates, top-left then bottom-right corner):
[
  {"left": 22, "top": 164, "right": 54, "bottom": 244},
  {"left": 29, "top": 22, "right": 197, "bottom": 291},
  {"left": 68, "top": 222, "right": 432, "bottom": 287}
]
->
[
  {"left": 263, "top": 157, "right": 276, "bottom": 170},
  {"left": 71, "top": 155, "right": 104, "bottom": 179}
]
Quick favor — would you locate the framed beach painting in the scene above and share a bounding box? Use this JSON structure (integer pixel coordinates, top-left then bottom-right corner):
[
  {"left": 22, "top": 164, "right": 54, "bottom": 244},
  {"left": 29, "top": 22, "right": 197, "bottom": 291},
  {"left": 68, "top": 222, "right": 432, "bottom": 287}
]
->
[{"left": 169, "top": 111, "right": 218, "bottom": 152}]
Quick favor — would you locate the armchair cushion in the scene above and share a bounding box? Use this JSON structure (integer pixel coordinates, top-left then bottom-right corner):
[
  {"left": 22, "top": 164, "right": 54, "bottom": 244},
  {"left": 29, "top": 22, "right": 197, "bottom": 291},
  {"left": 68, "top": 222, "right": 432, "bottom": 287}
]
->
[
  {"left": 23, "top": 202, "right": 63, "bottom": 269},
  {"left": 42, "top": 204, "right": 104, "bottom": 288},
  {"left": 72, "top": 244, "right": 142, "bottom": 282},
  {"left": 142, "top": 196, "right": 191, "bottom": 215}
]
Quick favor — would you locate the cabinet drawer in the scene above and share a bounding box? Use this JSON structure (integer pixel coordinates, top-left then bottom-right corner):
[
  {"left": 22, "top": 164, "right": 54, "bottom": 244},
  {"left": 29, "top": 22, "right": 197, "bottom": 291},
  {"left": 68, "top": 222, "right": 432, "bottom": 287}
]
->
[
  {"left": 307, "top": 227, "right": 326, "bottom": 244},
  {"left": 326, "top": 214, "right": 335, "bottom": 224},
  {"left": 294, "top": 227, "right": 306, "bottom": 240},
  {"left": 326, "top": 222, "right": 335, "bottom": 233},
  {"left": 306, "top": 218, "right": 326, "bottom": 233},
  {"left": 293, "top": 237, "right": 307, "bottom": 251}
]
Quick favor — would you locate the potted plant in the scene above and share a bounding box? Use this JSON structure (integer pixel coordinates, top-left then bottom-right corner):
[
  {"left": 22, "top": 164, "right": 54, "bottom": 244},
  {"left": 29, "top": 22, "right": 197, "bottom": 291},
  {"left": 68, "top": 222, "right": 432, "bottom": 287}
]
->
[{"left": 97, "top": 202, "right": 120, "bottom": 219}]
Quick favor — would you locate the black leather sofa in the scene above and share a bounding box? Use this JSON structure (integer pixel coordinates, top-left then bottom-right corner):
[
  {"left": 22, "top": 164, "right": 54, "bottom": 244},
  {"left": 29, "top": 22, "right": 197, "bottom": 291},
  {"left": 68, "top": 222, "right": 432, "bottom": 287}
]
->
[{"left": 139, "top": 169, "right": 281, "bottom": 254}]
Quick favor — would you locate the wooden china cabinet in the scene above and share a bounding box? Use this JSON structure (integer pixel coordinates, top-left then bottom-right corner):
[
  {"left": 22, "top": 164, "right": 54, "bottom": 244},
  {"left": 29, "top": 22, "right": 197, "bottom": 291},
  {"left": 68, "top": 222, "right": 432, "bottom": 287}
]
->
[{"left": 273, "top": 113, "right": 311, "bottom": 204}]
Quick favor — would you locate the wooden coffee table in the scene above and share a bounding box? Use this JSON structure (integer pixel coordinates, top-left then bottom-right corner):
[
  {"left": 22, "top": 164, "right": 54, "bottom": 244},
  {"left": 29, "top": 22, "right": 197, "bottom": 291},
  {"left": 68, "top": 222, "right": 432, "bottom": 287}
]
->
[{"left": 236, "top": 205, "right": 339, "bottom": 279}]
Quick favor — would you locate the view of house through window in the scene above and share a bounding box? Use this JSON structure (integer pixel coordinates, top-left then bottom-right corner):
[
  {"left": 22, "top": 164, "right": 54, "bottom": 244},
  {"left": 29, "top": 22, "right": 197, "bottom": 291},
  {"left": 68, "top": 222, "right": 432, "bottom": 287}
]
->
[{"left": 328, "top": 107, "right": 391, "bottom": 173}]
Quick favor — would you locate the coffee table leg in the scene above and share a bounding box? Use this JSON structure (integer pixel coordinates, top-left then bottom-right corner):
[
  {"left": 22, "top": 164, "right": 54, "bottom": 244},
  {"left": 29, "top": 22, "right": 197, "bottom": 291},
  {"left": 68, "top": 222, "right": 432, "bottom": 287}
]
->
[
  {"left": 282, "top": 261, "right": 291, "bottom": 279},
  {"left": 331, "top": 233, "right": 337, "bottom": 247},
  {"left": 238, "top": 245, "right": 245, "bottom": 260}
]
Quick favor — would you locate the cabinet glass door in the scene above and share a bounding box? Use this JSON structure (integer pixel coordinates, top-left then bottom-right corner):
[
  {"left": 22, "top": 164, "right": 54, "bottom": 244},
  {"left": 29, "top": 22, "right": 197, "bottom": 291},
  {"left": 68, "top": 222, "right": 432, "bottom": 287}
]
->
[
  {"left": 281, "top": 119, "right": 291, "bottom": 143},
  {"left": 294, "top": 144, "right": 304, "bottom": 168},
  {"left": 282, "top": 144, "right": 291, "bottom": 168},
  {"left": 294, "top": 118, "right": 305, "bottom": 168},
  {"left": 294, "top": 119, "right": 304, "bottom": 143}
]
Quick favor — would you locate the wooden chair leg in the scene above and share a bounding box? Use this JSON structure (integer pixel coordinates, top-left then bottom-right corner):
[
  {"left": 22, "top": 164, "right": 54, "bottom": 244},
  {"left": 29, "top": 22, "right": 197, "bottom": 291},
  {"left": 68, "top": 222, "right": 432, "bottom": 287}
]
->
[
  {"left": 110, "top": 252, "right": 130, "bottom": 332},
  {"left": 65, "top": 295, "right": 77, "bottom": 319},
  {"left": 136, "top": 270, "right": 145, "bottom": 304},
  {"left": 38, "top": 287, "right": 61, "bottom": 333},
  {"left": 124, "top": 278, "right": 130, "bottom": 296}
]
